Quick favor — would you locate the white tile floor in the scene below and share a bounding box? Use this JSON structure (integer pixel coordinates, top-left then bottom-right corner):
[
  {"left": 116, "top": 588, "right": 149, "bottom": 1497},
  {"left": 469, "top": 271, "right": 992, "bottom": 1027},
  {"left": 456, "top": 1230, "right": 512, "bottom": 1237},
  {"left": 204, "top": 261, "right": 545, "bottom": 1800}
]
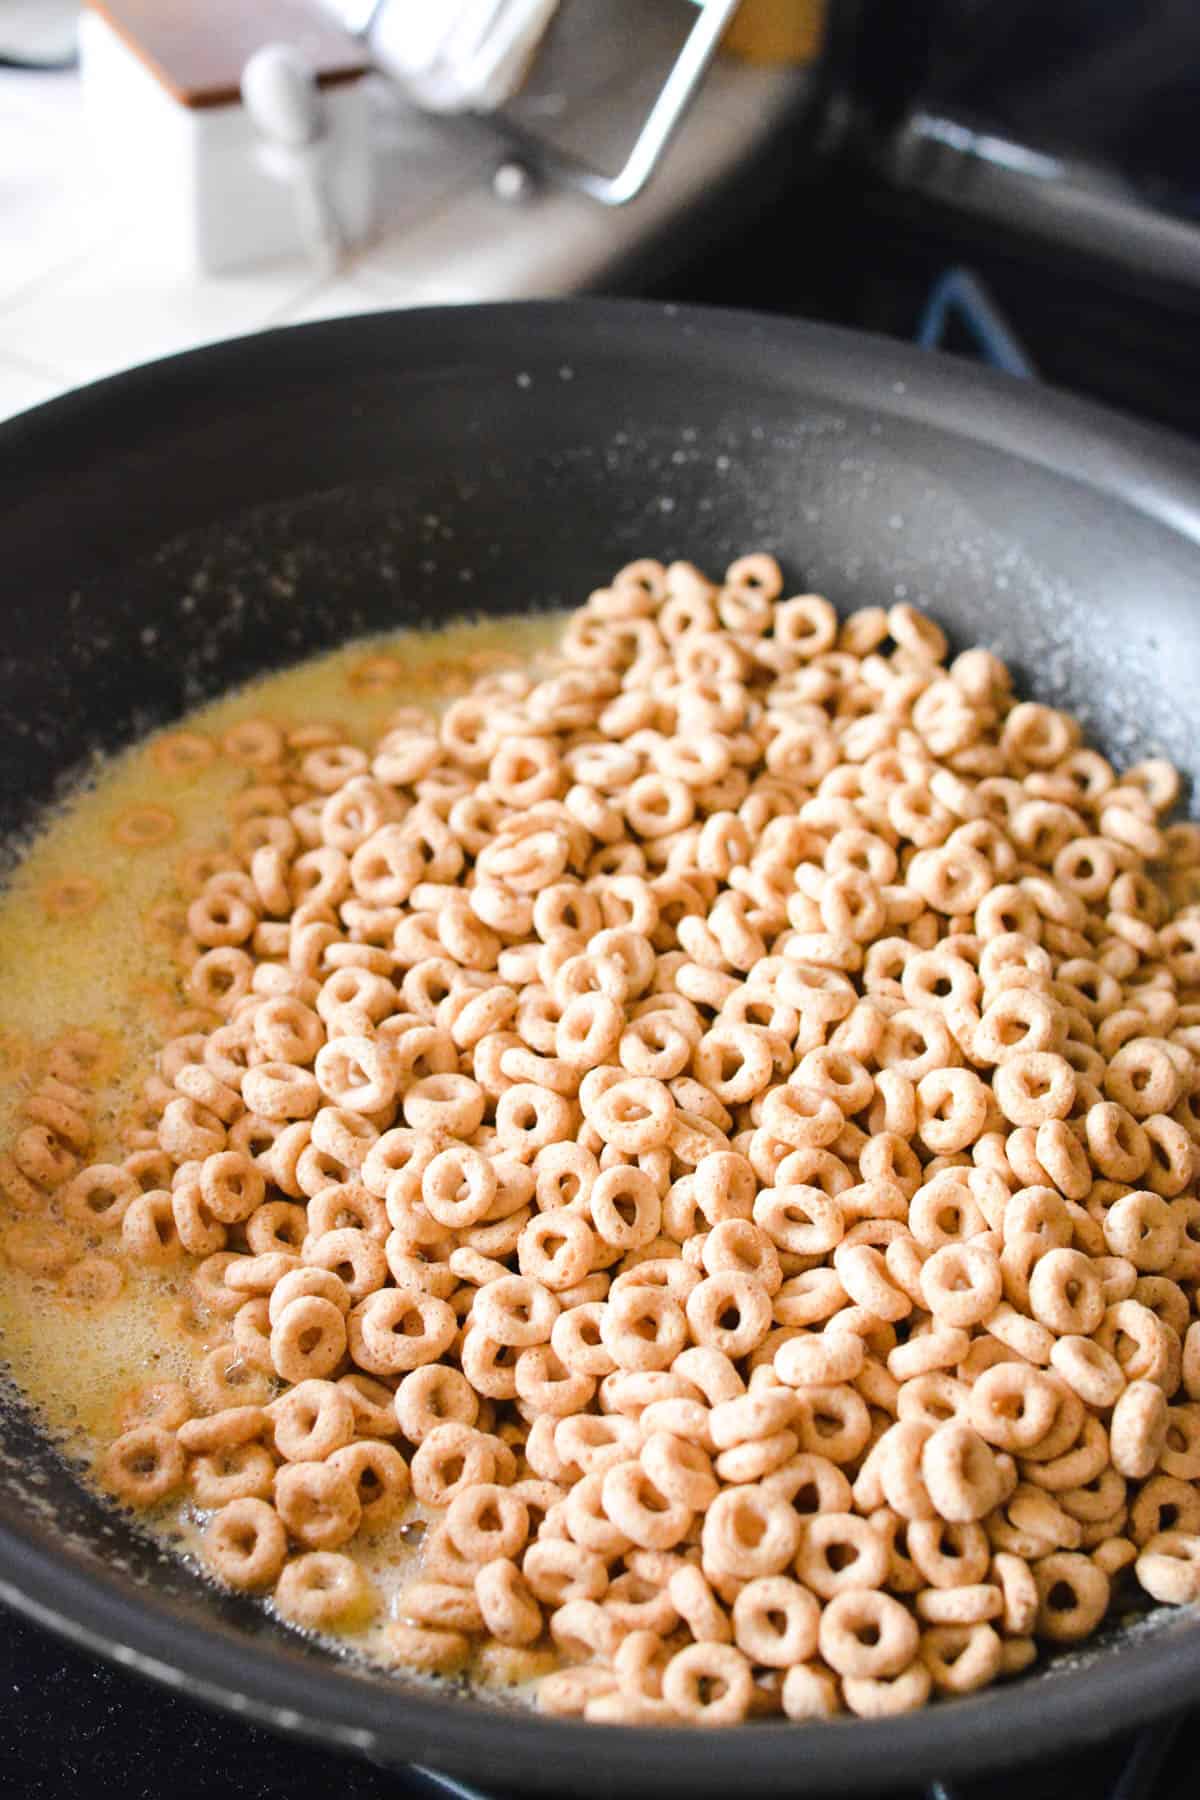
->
[{"left": 0, "top": 35, "right": 804, "bottom": 421}]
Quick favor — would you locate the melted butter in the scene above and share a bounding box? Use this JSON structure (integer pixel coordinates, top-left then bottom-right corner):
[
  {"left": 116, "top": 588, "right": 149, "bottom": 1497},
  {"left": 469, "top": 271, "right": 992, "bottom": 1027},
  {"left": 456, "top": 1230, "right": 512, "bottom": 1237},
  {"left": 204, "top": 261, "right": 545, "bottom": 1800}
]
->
[
  {"left": 0, "top": 613, "right": 562, "bottom": 1682},
  {"left": 0, "top": 1263, "right": 195, "bottom": 1442}
]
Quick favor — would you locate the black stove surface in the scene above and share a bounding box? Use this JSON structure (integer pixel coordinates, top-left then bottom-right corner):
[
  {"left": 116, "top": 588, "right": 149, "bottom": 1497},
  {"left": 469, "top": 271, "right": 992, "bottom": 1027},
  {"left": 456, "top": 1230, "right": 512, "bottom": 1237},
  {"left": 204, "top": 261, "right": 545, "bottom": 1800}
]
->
[{"left": 0, "top": 1604, "right": 1194, "bottom": 1800}]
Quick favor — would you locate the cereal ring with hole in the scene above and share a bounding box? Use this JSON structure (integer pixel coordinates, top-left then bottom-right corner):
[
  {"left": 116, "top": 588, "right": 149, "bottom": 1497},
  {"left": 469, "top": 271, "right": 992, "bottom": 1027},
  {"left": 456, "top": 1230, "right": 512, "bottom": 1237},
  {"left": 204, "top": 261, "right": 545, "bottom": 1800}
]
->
[
  {"left": 205, "top": 1498, "right": 287, "bottom": 1591},
  {"left": 393, "top": 1365, "right": 477, "bottom": 1446},
  {"left": 901, "top": 1519, "right": 989, "bottom": 1594},
  {"left": 701, "top": 1485, "right": 801, "bottom": 1580},
  {"left": 819, "top": 1588, "right": 920, "bottom": 1680},
  {"left": 730, "top": 1575, "right": 819, "bottom": 1667},
  {"left": 754, "top": 1185, "right": 845, "bottom": 1256},
  {"left": 1105, "top": 1039, "right": 1183, "bottom": 1120},
  {"left": 1102, "top": 1190, "right": 1180, "bottom": 1273},
  {"left": 1033, "top": 1552, "right": 1110, "bottom": 1642},
  {"left": 474, "top": 1276, "right": 559, "bottom": 1349},
  {"left": 303, "top": 1229, "right": 388, "bottom": 1301},
  {"left": 661, "top": 1643, "right": 754, "bottom": 1727},
  {"left": 1027, "top": 1249, "right": 1105, "bottom": 1337},
  {"left": 595, "top": 1285, "right": 685, "bottom": 1373},
  {"left": 121, "top": 1189, "right": 184, "bottom": 1267},
  {"left": 403, "top": 1073, "right": 486, "bottom": 1138},
  {"left": 274, "top": 1461, "right": 361, "bottom": 1550},
  {"left": 993, "top": 1054, "right": 1076, "bottom": 1127},
  {"left": 796, "top": 1512, "right": 890, "bottom": 1599},
  {"left": 917, "top": 1069, "right": 989, "bottom": 1155},
  {"left": 1130, "top": 1476, "right": 1200, "bottom": 1547},
  {"left": 920, "top": 1622, "right": 1003, "bottom": 1692},
  {"left": 201, "top": 1150, "right": 265, "bottom": 1224},
  {"left": 191, "top": 1442, "right": 277, "bottom": 1509},
  {"left": 589, "top": 1165, "right": 662, "bottom": 1252},
  {"left": 61, "top": 1163, "right": 137, "bottom": 1232},
  {"left": 99, "top": 1427, "right": 185, "bottom": 1507},
  {"left": 686, "top": 1273, "right": 772, "bottom": 1359},
  {"left": 523, "top": 1540, "right": 609, "bottom": 1607},
  {"left": 587, "top": 1077, "right": 675, "bottom": 1153},
  {"left": 270, "top": 1379, "right": 355, "bottom": 1463},
  {"left": 269, "top": 1295, "right": 348, "bottom": 1383},
  {"left": 920, "top": 1243, "right": 1002, "bottom": 1328},
  {"left": 1159, "top": 1407, "right": 1200, "bottom": 1481},
  {"left": 275, "top": 1552, "right": 373, "bottom": 1629},
  {"left": 445, "top": 1483, "right": 529, "bottom": 1563},
  {"left": 409, "top": 1422, "right": 498, "bottom": 1508},
  {"left": 792, "top": 1386, "right": 872, "bottom": 1466},
  {"left": 327, "top": 1441, "right": 409, "bottom": 1531},
  {"left": 347, "top": 1289, "right": 457, "bottom": 1376},
  {"left": 518, "top": 1210, "right": 595, "bottom": 1292},
  {"left": 968, "top": 1364, "right": 1063, "bottom": 1453},
  {"left": 420, "top": 1145, "right": 497, "bottom": 1230},
  {"left": 602, "top": 1460, "right": 693, "bottom": 1551}
]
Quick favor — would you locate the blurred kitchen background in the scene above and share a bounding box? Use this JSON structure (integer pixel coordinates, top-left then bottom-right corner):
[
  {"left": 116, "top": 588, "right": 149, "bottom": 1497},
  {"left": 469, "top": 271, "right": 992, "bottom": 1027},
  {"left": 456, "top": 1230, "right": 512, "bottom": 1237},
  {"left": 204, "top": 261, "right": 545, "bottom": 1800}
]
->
[{"left": 2, "top": 0, "right": 1199, "bottom": 430}]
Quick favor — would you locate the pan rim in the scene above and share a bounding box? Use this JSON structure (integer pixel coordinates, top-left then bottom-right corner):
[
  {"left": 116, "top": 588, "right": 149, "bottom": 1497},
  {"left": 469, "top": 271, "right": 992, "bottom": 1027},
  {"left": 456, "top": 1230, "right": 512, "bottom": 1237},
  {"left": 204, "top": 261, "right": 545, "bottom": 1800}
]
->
[
  {"left": 1, "top": 297, "right": 1199, "bottom": 1787},
  {"left": 4, "top": 297, "right": 1200, "bottom": 551}
]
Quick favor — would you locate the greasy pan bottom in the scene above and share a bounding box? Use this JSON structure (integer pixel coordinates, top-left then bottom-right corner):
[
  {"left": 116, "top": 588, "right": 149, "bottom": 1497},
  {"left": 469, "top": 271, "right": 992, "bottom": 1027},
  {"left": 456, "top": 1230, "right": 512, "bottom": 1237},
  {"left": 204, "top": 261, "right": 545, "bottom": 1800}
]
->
[{"left": 1, "top": 301, "right": 1199, "bottom": 1792}]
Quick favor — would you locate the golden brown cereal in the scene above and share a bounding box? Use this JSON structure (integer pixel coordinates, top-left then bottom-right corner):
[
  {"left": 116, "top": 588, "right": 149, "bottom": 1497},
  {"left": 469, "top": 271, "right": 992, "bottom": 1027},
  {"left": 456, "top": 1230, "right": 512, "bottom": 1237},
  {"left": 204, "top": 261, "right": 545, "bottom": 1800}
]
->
[
  {"left": 1032, "top": 1552, "right": 1111, "bottom": 1642},
  {"left": 151, "top": 730, "right": 216, "bottom": 777},
  {"left": 112, "top": 806, "right": 178, "bottom": 849},
  {"left": 40, "top": 875, "right": 104, "bottom": 919},
  {"left": 4, "top": 558, "right": 1200, "bottom": 1726},
  {"left": 1135, "top": 1532, "right": 1200, "bottom": 1605},
  {"left": 327, "top": 1441, "right": 410, "bottom": 1530},
  {"left": 274, "top": 1552, "right": 373, "bottom": 1629},
  {"left": 100, "top": 1426, "right": 185, "bottom": 1507},
  {"left": 818, "top": 1588, "right": 920, "bottom": 1679},
  {"left": 205, "top": 1498, "right": 288, "bottom": 1591},
  {"left": 274, "top": 1460, "right": 362, "bottom": 1550},
  {"left": 661, "top": 1642, "right": 754, "bottom": 1726}
]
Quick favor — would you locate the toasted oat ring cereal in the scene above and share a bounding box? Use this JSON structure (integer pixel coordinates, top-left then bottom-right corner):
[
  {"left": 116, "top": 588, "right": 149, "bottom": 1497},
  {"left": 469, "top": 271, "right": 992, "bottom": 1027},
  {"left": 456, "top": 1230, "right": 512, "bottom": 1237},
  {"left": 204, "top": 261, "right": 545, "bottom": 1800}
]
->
[
  {"left": 274, "top": 1552, "right": 374, "bottom": 1630},
  {"left": 204, "top": 1497, "right": 288, "bottom": 1591},
  {"left": 1, "top": 551, "right": 1198, "bottom": 1728},
  {"left": 100, "top": 1426, "right": 185, "bottom": 1506}
]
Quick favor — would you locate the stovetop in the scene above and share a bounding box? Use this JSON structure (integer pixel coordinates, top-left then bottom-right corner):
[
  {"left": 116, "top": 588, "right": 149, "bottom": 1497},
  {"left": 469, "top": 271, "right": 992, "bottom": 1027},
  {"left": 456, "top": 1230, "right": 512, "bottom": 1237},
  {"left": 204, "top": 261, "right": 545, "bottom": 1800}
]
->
[{"left": 0, "top": 1601, "right": 1194, "bottom": 1800}]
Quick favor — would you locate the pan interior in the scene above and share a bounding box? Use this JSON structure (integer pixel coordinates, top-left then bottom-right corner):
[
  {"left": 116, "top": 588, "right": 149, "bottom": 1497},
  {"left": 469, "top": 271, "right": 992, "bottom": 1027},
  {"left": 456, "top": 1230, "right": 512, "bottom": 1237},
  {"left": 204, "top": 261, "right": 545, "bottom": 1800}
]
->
[{"left": 0, "top": 302, "right": 1198, "bottom": 1789}]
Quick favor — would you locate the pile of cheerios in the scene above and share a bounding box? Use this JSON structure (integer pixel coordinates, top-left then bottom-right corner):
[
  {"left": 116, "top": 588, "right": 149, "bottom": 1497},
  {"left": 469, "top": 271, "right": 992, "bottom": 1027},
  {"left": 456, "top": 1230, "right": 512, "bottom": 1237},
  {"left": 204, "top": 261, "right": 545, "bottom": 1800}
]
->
[{"left": 16, "top": 554, "right": 1200, "bottom": 1726}]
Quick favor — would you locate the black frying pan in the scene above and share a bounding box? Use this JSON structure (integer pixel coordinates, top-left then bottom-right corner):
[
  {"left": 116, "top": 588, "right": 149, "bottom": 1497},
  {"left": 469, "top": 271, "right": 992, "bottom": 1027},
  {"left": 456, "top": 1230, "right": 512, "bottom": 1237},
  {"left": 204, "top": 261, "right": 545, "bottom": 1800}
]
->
[{"left": 1, "top": 301, "right": 1199, "bottom": 1794}]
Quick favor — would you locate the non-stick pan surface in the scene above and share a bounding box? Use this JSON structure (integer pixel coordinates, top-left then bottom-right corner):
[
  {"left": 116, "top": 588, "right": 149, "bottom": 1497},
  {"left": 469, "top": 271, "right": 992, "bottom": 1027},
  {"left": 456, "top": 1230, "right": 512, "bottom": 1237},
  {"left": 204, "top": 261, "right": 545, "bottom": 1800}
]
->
[{"left": 1, "top": 301, "right": 1198, "bottom": 1793}]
